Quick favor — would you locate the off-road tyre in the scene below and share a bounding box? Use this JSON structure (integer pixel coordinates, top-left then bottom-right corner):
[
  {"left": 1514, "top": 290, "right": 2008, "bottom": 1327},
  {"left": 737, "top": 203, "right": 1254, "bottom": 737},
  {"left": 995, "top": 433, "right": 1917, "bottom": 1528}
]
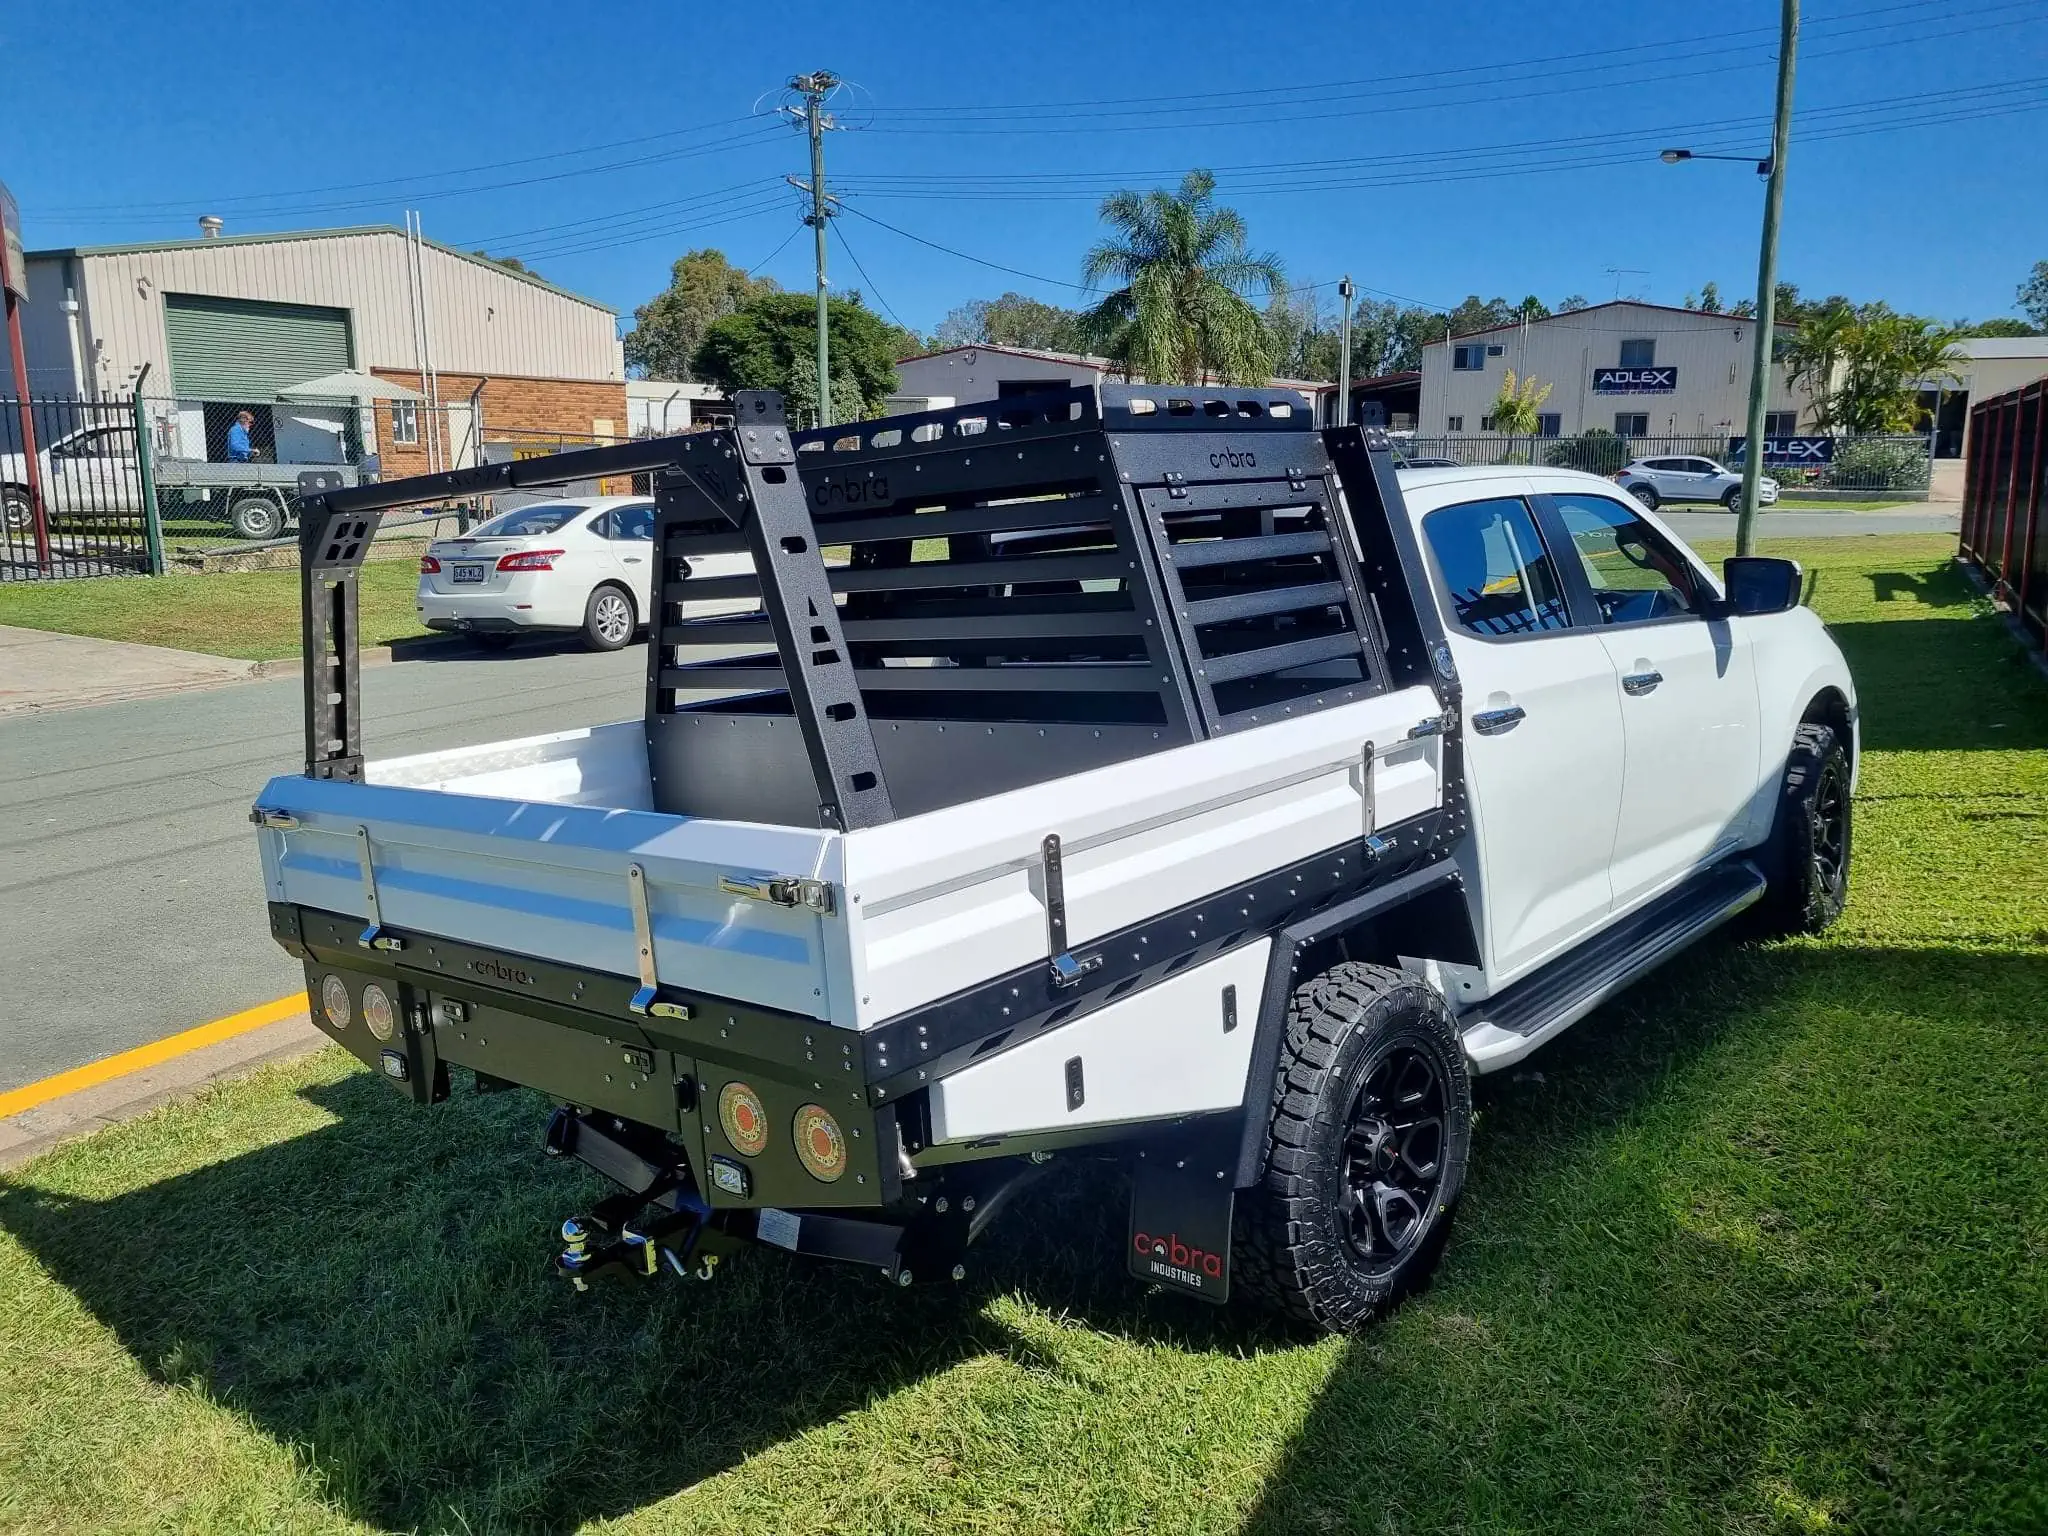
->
[
  {"left": 1234, "top": 962, "right": 1472, "bottom": 1333},
  {"left": 1752, "top": 722, "right": 1851, "bottom": 936},
  {"left": 582, "top": 583, "right": 636, "bottom": 651},
  {"left": 228, "top": 495, "right": 286, "bottom": 541},
  {"left": 2, "top": 485, "right": 31, "bottom": 532},
  {"left": 1628, "top": 482, "right": 1659, "bottom": 510}
]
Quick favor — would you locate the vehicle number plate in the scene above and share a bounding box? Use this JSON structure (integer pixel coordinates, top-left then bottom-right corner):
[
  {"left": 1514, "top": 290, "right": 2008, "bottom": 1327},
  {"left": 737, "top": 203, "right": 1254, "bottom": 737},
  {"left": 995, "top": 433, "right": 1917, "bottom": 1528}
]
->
[{"left": 452, "top": 564, "right": 486, "bottom": 584}]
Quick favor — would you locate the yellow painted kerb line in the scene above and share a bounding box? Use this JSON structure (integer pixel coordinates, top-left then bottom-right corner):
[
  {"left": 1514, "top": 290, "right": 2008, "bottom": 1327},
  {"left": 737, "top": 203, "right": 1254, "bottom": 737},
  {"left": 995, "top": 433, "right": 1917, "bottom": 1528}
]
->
[{"left": 0, "top": 992, "right": 309, "bottom": 1120}]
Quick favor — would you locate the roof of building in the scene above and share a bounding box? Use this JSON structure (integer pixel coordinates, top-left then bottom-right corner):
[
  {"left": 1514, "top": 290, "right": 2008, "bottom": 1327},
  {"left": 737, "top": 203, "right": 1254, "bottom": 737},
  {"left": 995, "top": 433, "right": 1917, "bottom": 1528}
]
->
[
  {"left": 1955, "top": 336, "right": 2048, "bottom": 360},
  {"left": 26, "top": 224, "right": 615, "bottom": 314},
  {"left": 896, "top": 343, "right": 1113, "bottom": 369},
  {"left": 1426, "top": 298, "right": 1794, "bottom": 345}
]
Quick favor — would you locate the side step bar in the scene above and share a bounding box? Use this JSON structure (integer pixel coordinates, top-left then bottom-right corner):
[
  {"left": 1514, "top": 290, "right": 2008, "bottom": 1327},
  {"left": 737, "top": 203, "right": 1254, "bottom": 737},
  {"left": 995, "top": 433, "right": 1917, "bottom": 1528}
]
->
[{"left": 1459, "top": 860, "right": 1767, "bottom": 1073}]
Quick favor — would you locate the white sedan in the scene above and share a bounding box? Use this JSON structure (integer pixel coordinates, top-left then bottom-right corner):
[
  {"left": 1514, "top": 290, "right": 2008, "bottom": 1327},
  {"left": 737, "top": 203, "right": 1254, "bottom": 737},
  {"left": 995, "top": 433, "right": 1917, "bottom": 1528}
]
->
[{"left": 416, "top": 496, "right": 756, "bottom": 651}]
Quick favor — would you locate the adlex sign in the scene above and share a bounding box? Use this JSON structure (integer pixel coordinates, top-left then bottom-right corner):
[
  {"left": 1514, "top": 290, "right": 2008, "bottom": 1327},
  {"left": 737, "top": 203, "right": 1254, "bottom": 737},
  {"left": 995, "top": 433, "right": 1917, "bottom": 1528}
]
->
[
  {"left": 1593, "top": 365, "right": 1677, "bottom": 394},
  {"left": 1729, "top": 435, "right": 1836, "bottom": 465},
  {"left": 0, "top": 180, "right": 25, "bottom": 301}
]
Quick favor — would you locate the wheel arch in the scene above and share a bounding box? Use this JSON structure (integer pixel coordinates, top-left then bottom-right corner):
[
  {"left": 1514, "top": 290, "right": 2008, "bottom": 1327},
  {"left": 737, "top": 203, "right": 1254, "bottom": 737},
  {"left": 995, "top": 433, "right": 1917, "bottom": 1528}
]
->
[
  {"left": 1799, "top": 685, "right": 1855, "bottom": 776},
  {"left": 1231, "top": 861, "right": 1477, "bottom": 1189}
]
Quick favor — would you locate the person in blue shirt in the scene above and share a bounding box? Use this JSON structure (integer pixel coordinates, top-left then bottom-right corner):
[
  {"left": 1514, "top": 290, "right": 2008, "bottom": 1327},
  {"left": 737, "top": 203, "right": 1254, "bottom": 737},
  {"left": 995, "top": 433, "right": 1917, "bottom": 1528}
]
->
[{"left": 226, "top": 411, "right": 255, "bottom": 461}]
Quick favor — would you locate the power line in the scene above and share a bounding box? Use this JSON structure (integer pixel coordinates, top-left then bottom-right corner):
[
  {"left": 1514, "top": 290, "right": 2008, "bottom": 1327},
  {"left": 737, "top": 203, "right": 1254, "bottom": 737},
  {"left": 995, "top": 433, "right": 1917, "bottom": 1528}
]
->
[
  {"left": 834, "top": 203, "right": 1098, "bottom": 295},
  {"left": 831, "top": 220, "right": 910, "bottom": 331},
  {"left": 849, "top": 0, "right": 1978, "bottom": 117},
  {"left": 747, "top": 223, "right": 805, "bottom": 277}
]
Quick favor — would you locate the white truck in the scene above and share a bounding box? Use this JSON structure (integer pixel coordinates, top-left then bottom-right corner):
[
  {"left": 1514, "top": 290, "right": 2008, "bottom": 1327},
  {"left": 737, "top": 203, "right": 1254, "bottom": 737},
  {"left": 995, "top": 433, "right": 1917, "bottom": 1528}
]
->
[{"left": 253, "top": 387, "right": 1855, "bottom": 1331}]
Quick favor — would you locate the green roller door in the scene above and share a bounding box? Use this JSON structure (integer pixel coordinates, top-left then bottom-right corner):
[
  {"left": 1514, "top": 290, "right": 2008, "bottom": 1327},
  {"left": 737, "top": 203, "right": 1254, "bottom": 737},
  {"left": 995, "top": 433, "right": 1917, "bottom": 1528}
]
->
[{"left": 164, "top": 293, "right": 354, "bottom": 399}]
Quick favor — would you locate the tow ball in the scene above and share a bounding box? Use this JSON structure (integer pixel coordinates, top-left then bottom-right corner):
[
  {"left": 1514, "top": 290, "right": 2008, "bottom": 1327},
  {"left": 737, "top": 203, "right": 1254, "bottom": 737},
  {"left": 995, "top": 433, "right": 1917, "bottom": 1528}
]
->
[{"left": 555, "top": 1195, "right": 726, "bottom": 1290}]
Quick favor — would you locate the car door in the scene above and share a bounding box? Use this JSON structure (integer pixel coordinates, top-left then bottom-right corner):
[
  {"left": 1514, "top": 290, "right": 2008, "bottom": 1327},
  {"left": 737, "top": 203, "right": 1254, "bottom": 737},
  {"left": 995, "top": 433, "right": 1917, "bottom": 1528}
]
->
[
  {"left": 1539, "top": 488, "right": 1761, "bottom": 913},
  {"left": 46, "top": 429, "right": 135, "bottom": 516},
  {"left": 1417, "top": 489, "right": 1625, "bottom": 982},
  {"left": 1683, "top": 458, "right": 1724, "bottom": 504},
  {"left": 608, "top": 501, "right": 656, "bottom": 612}
]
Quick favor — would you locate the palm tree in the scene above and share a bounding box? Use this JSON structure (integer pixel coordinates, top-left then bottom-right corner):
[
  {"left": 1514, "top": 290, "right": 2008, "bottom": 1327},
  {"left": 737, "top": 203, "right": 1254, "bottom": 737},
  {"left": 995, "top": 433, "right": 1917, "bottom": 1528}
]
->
[{"left": 1081, "top": 170, "right": 1286, "bottom": 385}]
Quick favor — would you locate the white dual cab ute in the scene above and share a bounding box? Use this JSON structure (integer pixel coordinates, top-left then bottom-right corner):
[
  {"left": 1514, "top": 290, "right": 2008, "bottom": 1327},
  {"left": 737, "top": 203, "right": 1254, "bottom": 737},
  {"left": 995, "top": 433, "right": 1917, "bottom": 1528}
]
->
[{"left": 256, "top": 387, "right": 1855, "bottom": 1331}]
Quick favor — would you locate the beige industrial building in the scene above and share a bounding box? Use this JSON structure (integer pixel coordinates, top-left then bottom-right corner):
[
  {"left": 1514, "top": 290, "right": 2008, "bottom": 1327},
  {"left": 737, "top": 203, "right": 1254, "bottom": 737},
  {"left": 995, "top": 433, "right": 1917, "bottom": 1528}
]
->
[
  {"left": 0, "top": 224, "right": 624, "bottom": 476},
  {"left": 1418, "top": 300, "right": 1813, "bottom": 445}
]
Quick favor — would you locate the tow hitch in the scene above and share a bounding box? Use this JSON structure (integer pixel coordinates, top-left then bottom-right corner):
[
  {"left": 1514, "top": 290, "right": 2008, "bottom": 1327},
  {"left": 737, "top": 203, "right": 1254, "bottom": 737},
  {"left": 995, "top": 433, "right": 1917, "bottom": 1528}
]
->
[{"left": 544, "top": 1107, "right": 740, "bottom": 1289}]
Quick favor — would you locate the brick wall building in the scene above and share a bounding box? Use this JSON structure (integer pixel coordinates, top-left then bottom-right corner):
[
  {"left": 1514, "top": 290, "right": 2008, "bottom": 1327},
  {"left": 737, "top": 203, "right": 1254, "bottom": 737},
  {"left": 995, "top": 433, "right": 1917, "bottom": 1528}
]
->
[{"left": 367, "top": 369, "right": 628, "bottom": 480}]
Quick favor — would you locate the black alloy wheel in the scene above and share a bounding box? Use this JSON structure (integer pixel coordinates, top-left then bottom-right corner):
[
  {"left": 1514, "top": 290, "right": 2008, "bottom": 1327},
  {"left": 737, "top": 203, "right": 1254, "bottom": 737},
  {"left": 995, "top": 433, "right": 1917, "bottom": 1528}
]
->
[{"left": 1338, "top": 1047, "right": 1449, "bottom": 1277}]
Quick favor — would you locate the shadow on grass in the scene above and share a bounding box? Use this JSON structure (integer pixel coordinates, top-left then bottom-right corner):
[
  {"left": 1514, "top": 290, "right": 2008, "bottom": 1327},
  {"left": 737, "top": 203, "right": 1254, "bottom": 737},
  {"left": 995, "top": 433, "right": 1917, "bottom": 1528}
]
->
[
  {"left": 1827, "top": 608, "right": 2048, "bottom": 755},
  {"left": 4, "top": 941, "right": 2043, "bottom": 1532},
  {"left": 1240, "top": 939, "right": 2048, "bottom": 1534}
]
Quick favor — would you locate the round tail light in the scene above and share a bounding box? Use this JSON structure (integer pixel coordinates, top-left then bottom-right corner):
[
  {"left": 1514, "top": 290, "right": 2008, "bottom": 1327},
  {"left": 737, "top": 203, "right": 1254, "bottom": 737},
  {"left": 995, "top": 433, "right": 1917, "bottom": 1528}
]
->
[
  {"left": 718, "top": 1082, "right": 768, "bottom": 1157},
  {"left": 320, "top": 974, "right": 352, "bottom": 1030},
  {"left": 362, "top": 982, "right": 397, "bottom": 1042},
  {"left": 793, "top": 1104, "right": 847, "bottom": 1182}
]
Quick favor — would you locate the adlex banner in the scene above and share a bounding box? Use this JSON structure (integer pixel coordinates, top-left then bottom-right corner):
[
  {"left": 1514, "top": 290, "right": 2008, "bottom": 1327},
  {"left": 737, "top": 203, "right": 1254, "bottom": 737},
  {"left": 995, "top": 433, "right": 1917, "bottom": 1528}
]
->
[
  {"left": 0, "top": 180, "right": 25, "bottom": 301},
  {"left": 1593, "top": 366, "right": 1677, "bottom": 394},
  {"left": 1728, "top": 435, "right": 1836, "bottom": 465}
]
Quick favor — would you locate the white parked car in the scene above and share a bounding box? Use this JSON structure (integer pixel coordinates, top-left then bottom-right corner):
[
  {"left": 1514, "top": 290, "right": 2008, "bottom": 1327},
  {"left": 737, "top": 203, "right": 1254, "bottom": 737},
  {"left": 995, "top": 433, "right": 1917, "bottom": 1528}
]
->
[
  {"left": 417, "top": 496, "right": 753, "bottom": 651},
  {"left": 1614, "top": 455, "right": 1777, "bottom": 511}
]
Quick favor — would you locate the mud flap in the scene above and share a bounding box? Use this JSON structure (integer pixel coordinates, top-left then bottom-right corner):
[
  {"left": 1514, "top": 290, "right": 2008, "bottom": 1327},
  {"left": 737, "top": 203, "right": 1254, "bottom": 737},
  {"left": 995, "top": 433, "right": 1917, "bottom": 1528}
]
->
[{"left": 1127, "top": 1150, "right": 1234, "bottom": 1304}]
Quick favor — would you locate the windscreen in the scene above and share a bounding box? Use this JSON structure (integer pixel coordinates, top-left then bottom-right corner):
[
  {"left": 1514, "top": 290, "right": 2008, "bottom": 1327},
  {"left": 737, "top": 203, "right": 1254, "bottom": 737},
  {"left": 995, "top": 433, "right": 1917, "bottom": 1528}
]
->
[{"left": 471, "top": 503, "right": 587, "bottom": 537}]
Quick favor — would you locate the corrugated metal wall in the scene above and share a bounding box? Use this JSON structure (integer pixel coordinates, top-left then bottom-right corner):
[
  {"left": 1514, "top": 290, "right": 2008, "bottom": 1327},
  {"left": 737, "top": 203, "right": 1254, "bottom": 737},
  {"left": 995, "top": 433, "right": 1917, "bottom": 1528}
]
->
[{"left": 75, "top": 230, "right": 621, "bottom": 393}]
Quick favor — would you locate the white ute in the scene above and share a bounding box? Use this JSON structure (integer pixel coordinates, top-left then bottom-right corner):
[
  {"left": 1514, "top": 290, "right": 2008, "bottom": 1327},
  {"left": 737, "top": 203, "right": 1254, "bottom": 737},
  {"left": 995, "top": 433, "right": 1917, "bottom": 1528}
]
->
[{"left": 255, "top": 386, "right": 1855, "bottom": 1332}]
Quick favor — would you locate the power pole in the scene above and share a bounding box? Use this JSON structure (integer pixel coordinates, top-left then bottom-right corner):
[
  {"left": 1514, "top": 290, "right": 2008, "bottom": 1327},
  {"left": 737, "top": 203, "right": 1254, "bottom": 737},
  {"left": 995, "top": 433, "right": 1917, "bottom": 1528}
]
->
[
  {"left": 786, "top": 71, "right": 839, "bottom": 428},
  {"left": 1737, "top": 0, "right": 1799, "bottom": 556},
  {"left": 1335, "top": 276, "right": 1355, "bottom": 427}
]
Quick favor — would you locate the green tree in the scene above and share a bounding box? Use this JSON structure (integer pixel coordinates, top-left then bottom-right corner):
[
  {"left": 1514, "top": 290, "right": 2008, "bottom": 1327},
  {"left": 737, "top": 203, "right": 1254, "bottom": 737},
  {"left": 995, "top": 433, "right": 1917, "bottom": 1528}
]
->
[
  {"left": 934, "top": 292, "right": 1089, "bottom": 353},
  {"left": 625, "top": 249, "right": 779, "bottom": 381},
  {"left": 1786, "top": 304, "right": 1963, "bottom": 435},
  {"left": 1684, "top": 281, "right": 1725, "bottom": 313},
  {"left": 1081, "top": 169, "right": 1286, "bottom": 384},
  {"left": 2018, "top": 260, "right": 2048, "bottom": 330},
  {"left": 1557, "top": 294, "right": 1590, "bottom": 312},
  {"left": 691, "top": 291, "right": 904, "bottom": 425},
  {"left": 1961, "top": 316, "right": 2040, "bottom": 338},
  {"left": 1489, "top": 367, "right": 1553, "bottom": 437},
  {"left": 472, "top": 251, "right": 537, "bottom": 276}
]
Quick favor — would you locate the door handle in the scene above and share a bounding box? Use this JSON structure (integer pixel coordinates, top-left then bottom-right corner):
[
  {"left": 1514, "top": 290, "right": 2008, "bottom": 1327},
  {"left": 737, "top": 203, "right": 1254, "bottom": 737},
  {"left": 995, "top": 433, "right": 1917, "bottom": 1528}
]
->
[
  {"left": 1472, "top": 705, "right": 1526, "bottom": 735},
  {"left": 623, "top": 556, "right": 645, "bottom": 563},
  {"left": 1622, "top": 670, "right": 1663, "bottom": 695}
]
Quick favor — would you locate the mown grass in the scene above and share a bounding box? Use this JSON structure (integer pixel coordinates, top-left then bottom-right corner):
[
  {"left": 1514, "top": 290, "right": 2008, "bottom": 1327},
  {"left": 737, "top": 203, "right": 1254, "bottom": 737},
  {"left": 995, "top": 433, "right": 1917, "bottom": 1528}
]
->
[
  {"left": 0, "top": 559, "right": 432, "bottom": 661},
  {"left": 2, "top": 534, "right": 2044, "bottom": 1534}
]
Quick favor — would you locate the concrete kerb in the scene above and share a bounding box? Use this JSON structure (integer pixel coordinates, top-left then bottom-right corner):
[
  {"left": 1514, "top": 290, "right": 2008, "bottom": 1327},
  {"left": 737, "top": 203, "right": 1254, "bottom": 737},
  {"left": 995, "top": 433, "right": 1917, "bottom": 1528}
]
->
[{"left": 0, "top": 1009, "right": 331, "bottom": 1172}]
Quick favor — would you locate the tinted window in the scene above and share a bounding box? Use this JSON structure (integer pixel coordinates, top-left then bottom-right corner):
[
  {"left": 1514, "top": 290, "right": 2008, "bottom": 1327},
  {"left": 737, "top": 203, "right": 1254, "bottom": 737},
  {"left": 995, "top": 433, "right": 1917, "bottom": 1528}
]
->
[
  {"left": 1685, "top": 459, "right": 1719, "bottom": 475},
  {"left": 1422, "top": 496, "right": 1571, "bottom": 638},
  {"left": 1550, "top": 492, "right": 1705, "bottom": 625},
  {"left": 1619, "top": 338, "right": 1655, "bottom": 368},
  {"left": 613, "top": 503, "right": 655, "bottom": 541},
  {"left": 472, "top": 503, "right": 587, "bottom": 537}
]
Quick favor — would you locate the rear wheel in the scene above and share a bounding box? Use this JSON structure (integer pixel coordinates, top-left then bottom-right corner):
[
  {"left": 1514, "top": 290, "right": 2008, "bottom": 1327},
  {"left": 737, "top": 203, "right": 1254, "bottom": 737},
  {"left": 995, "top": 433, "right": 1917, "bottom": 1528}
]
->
[
  {"left": 2, "top": 486, "right": 31, "bottom": 532},
  {"left": 228, "top": 495, "right": 285, "bottom": 540},
  {"left": 1753, "top": 722, "right": 1852, "bottom": 935},
  {"left": 1235, "top": 962, "right": 1472, "bottom": 1333},
  {"left": 1627, "top": 482, "right": 1659, "bottom": 510},
  {"left": 582, "top": 583, "right": 636, "bottom": 651}
]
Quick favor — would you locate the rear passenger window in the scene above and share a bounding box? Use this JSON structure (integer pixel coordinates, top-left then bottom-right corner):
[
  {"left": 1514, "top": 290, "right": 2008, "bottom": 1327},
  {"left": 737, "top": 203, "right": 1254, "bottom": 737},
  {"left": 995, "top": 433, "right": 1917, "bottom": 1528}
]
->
[{"left": 1422, "top": 497, "right": 1571, "bottom": 638}]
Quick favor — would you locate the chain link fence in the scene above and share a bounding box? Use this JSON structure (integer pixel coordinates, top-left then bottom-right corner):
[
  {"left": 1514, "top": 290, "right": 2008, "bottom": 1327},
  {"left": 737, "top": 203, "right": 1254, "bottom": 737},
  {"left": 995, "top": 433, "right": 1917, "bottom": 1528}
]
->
[
  {"left": 3, "top": 393, "right": 655, "bottom": 580},
  {"left": 1397, "top": 431, "right": 1937, "bottom": 500}
]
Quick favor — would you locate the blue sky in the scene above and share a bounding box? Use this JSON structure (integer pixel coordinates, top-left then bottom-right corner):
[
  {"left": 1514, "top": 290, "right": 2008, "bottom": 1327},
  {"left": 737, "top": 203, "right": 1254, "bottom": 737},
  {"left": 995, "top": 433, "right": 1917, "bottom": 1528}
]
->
[{"left": 5, "top": 0, "right": 2044, "bottom": 335}]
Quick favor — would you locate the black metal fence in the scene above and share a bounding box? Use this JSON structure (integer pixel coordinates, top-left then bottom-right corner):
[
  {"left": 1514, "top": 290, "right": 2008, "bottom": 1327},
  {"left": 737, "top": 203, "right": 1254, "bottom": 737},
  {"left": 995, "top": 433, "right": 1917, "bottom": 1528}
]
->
[
  {"left": 1398, "top": 431, "right": 1935, "bottom": 499},
  {"left": 1, "top": 395, "right": 160, "bottom": 581},
  {"left": 1959, "top": 378, "right": 2047, "bottom": 651}
]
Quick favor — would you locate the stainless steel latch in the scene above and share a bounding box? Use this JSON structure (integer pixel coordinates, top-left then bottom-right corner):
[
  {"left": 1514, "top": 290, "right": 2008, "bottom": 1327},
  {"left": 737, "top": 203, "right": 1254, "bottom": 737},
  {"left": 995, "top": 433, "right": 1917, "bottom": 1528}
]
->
[
  {"left": 1043, "top": 833, "right": 1104, "bottom": 987},
  {"left": 626, "top": 862, "right": 692, "bottom": 1021},
  {"left": 249, "top": 807, "right": 298, "bottom": 829},
  {"left": 354, "top": 825, "right": 403, "bottom": 951},
  {"left": 719, "top": 874, "right": 835, "bottom": 914}
]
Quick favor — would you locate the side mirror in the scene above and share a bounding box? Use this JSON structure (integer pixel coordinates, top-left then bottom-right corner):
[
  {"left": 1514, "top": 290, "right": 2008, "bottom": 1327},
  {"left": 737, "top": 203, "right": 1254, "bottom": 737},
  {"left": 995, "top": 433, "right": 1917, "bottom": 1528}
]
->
[{"left": 1721, "top": 555, "right": 1802, "bottom": 616}]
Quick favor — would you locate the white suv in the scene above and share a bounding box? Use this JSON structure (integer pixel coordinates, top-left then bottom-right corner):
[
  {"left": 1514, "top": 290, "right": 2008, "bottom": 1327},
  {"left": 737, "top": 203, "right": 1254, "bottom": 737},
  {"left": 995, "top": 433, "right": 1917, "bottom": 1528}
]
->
[{"left": 1615, "top": 455, "right": 1777, "bottom": 511}]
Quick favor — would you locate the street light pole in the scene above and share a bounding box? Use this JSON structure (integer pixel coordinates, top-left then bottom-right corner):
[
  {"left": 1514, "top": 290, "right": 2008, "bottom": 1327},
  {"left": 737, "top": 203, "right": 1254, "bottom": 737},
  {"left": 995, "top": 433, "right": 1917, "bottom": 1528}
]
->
[
  {"left": 1737, "top": 0, "right": 1799, "bottom": 555},
  {"left": 1335, "top": 276, "right": 1354, "bottom": 427}
]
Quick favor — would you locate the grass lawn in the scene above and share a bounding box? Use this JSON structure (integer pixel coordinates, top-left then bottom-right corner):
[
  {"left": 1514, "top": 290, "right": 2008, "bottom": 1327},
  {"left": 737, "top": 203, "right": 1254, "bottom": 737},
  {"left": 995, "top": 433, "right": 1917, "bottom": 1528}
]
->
[
  {"left": 0, "top": 559, "right": 432, "bottom": 661},
  {"left": 2, "top": 534, "right": 2044, "bottom": 1534},
  {"left": 1772, "top": 499, "right": 1915, "bottom": 512}
]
